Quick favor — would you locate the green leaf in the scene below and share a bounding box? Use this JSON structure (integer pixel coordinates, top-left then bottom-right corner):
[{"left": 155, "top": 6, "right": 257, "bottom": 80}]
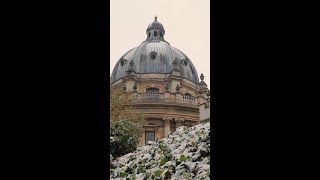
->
[
  {"left": 159, "top": 144, "right": 166, "bottom": 150},
  {"left": 154, "top": 170, "right": 163, "bottom": 177},
  {"left": 120, "top": 172, "right": 128, "bottom": 177},
  {"left": 160, "top": 158, "right": 167, "bottom": 166},
  {"left": 180, "top": 154, "right": 186, "bottom": 161}
]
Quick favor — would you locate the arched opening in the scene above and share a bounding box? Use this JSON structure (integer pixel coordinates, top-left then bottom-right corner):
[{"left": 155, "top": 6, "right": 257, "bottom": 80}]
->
[
  {"left": 160, "top": 32, "right": 162, "bottom": 37},
  {"left": 146, "top": 87, "right": 159, "bottom": 94},
  {"left": 148, "top": 32, "right": 151, "bottom": 37},
  {"left": 154, "top": 31, "right": 157, "bottom": 36}
]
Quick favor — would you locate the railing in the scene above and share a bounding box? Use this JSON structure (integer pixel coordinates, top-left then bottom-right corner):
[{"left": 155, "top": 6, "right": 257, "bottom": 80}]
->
[
  {"left": 182, "top": 95, "right": 197, "bottom": 105},
  {"left": 140, "top": 93, "right": 162, "bottom": 101},
  {"left": 132, "top": 93, "right": 198, "bottom": 107},
  {"left": 132, "top": 93, "right": 164, "bottom": 102}
]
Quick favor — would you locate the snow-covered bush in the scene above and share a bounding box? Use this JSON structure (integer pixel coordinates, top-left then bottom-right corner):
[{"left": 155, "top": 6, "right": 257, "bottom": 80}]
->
[
  {"left": 110, "top": 119, "right": 144, "bottom": 158},
  {"left": 110, "top": 122, "right": 211, "bottom": 180}
]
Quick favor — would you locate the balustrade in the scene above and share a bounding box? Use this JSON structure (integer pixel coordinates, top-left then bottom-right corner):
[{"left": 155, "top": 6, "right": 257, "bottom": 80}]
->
[
  {"left": 182, "top": 95, "right": 197, "bottom": 105},
  {"left": 132, "top": 93, "right": 198, "bottom": 106},
  {"left": 132, "top": 93, "right": 163, "bottom": 102}
]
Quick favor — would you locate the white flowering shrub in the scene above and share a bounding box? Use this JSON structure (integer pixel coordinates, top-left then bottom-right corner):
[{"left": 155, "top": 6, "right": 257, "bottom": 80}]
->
[{"left": 110, "top": 122, "right": 211, "bottom": 180}]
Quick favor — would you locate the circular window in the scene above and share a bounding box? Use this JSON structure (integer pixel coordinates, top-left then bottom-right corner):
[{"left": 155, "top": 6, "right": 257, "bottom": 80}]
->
[
  {"left": 120, "top": 59, "right": 127, "bottom": 66},
  {"left": 183, "top": 59, "right": 188, "bottom": 66},
  {"left": 149, "top": 52, "right": 157, "bottom": 60}
]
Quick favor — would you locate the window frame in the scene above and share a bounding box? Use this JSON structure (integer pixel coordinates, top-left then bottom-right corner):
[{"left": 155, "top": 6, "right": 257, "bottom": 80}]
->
[{"left": 145, "top": 131, "right": 155, "bottom": 145}]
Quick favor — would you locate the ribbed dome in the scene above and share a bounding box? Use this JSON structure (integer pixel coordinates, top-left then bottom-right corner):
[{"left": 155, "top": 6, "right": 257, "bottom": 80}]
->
[
  {"left": 111, "top": 17, "right": 199, "bottom": 84},
  {"left": 146, "top": 18, "right": 165, "bottom": 32}
]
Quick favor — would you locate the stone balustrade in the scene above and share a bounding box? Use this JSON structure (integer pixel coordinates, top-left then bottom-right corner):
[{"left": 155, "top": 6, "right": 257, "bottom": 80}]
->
[
  {"left": 182, "top": 95, "right": 197, "bottom": 104},
  {"left": 135, "top": 93, "right": 163, "bottom": 101},
  {"left": 132, "top": 93, "right": 198, "bottom": 106}
]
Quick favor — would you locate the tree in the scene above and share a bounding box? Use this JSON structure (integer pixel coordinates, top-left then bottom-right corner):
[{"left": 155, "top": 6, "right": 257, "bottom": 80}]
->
[
  {"left": 110, "top": 85, "right": 143, "bottom": 123},
  {"left": 110, "top": 119, "right": 144, "bottom": 158},
  {"left": 110, "top": 85, "right": 144, "bottom": 158}
]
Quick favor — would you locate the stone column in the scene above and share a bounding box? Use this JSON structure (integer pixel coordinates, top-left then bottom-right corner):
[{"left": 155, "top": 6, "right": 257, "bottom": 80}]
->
[
  {"left": 163, "top": 117, "right": 171, "bottom": 137},
  {"left": 141, "top": 130, "right": 145, "bottom": 146}
]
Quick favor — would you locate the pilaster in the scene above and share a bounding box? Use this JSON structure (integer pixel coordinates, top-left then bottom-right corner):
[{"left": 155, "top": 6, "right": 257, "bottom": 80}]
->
[{"left": 163, "top": 117, "right": 172, "bottom": 137}]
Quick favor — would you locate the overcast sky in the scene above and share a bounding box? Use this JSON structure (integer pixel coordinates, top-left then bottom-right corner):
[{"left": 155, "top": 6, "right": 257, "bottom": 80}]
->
[{"left": 110, "top": 0, "right": 210, "bottom": 88}]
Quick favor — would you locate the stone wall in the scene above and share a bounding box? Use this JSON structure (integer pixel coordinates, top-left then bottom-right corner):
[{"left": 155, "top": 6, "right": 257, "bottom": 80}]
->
[{"left": 199, "top": 101, "right": 210, "bottom": 122}]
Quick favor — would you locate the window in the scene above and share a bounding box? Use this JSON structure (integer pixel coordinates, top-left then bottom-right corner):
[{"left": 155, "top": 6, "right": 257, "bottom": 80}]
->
[
  {"left": 160, "top": 32, "right": 162, "bottom": 37},
  {"left": 148, "top": 32, "right": 151, "bottom": 37},
  {"left": 120, "top": 59, "right": 127, "bottom": 66},
  {"left": 149, "top": 52, "right": 157, "bottom": 60},
  {"left": 145, "top": 131, "right": 155, "bottom": 145},
  {"left": 183, "top": 59, "right": 188, "bottom": 66},
  {"left": 146, "top": 87, "right": 159, "bottom": 94},
  {"left": 154, "top": 31, "right": 157, "bottom": 36}
]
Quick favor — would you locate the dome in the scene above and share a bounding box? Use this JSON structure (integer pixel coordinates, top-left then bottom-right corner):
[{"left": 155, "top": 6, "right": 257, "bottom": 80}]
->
[
  {"left": 146, "top": 16, "right": 165, "bottom": 33},
  {"left": 111, "top": 17, "right": 199, "bottom": 84}
]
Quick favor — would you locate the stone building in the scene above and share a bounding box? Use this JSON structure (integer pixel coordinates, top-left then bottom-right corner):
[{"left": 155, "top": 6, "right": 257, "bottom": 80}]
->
[{"left": 111, "top": 16, "right": 210, "bottom": 146}]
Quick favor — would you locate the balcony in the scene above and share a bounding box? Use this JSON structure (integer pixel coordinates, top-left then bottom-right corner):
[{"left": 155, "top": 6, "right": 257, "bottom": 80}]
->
[
  {"left": 132, "top": 93, "right": 198, "bottom": 107},
  {"left": 182, "top": 95, "right": 197, "bottom": 105},
  {"left": 134, "top": 93, "right": 164, "bottom": 102}
]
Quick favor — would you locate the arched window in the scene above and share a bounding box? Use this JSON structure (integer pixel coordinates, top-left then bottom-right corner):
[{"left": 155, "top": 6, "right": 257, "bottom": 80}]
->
[
  {"left": 146, "top": 87, "right": 159, "bottom": 94},
  {"left": 160, "top": 32, "right": 162, "bottom": 37},
  {"left": 148, "top": 32, "right": 151, "bottom": 37},
  {"left": 154, "top": 31, "right": 157, "bottom": 36}
]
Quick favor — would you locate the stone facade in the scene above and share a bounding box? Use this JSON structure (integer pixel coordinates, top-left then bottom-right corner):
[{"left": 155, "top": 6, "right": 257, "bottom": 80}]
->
[{"left": 111, "top": 17, "right": 210, "bottom": 146}]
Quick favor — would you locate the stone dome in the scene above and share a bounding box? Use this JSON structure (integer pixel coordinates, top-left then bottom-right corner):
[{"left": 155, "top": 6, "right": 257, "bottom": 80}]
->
[
  {"left": 146, "top": 16, "right": 165, "bottom": 33},
  {"left": 111, "top": 17, "right": 199, "bottom": 84}
]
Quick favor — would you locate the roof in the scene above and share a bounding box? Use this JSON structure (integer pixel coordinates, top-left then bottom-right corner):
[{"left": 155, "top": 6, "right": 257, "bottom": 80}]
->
[{"left": 111, "top": 17, "right": 200, "bottom": 84}]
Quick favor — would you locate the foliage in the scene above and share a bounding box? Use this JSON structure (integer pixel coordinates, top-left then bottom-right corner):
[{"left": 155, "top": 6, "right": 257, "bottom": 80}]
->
[
  {"left": 110, "top": 122, "right": 211, "bottom": 179},
  {"left": 110, "top": 85, "right": 144, "bottom": 158},
  {"left": 154, "top": 170, "right": 163, "bottom": 177},
  {"left": 110, "top": 85, "right": 143, "bottom": 123},
  {"left": 110, "top": 119, "right": 144, "bottom": 158},
  {"left": 159, "top": 158, "right": 167, "bottom": 166},
  {"left": 180, "top": 154, "right": 186, "bottom": 162}
]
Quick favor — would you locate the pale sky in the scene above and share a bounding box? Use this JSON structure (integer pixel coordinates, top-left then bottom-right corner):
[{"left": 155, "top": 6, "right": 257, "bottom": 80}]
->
[{"left": 110, "top": 0, "right": 210, "bottom": 88}]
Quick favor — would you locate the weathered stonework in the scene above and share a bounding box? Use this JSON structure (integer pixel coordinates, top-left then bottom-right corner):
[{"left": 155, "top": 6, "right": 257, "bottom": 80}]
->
[{"left": 111, "top": 17, "right": 210, "bottom": 146}]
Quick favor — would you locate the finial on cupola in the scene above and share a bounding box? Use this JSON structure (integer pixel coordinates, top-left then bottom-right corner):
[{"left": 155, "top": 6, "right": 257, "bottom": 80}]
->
[{"left": 154, "top": 15, "right": 157, "bottom": 21}]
